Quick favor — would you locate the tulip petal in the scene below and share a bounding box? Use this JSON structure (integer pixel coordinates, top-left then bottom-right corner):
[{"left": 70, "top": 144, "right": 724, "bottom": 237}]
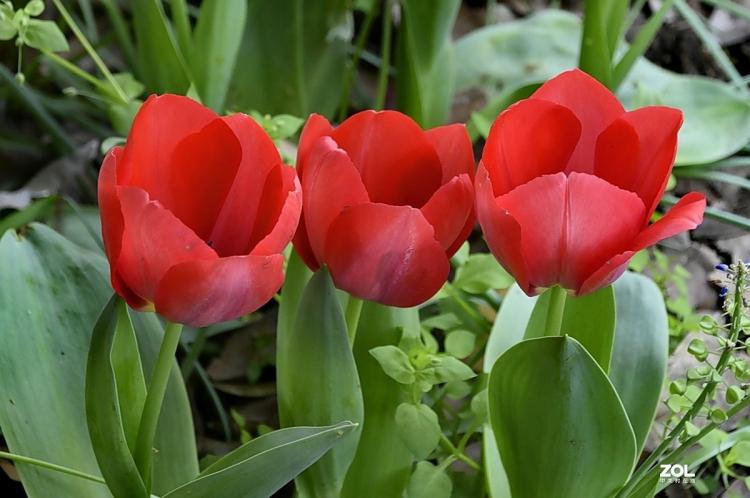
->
[
  {"left": 209, "top": 113, "right": 284, "bottom": 256},
  {"left": 115, "top": 186, "right": 217, "bottom": 302},
  {"left": 420, "top": 174, "right": 474, "bottom": 252},
  {"left": 482, "top": 99, "right": 581, "bottom": 196},
  {"left": 98, "top": 147, "right": 146, "bottom": 307},
  {"left": 595, "top": 107, "right": 682, "bottom": 218},
  {"left": 292, "top": 213, "right": 319, "bottom": 270},
  {"left": 531, "top": 69, "right": 624, "bottom": 171},
  {"left": 165, "top": 118, "right": 242, "bottom": 242},
  {"left": 251, "top": 166, "right": 302, "bottom": 256},
  {"left": 324, "top": 203, "right": 450, "bottom": 307},
  {"left": 578, "top": 192, "right": 705, "bottom": 296},
  {"left": 475, "top": 164, "right": 530, "bottom": 292},
  {"left": 302, "top": 136, "right": 369, "bottom": 262},
  {"left": 119, "top": 95, "right": 218, "bottom": 198},
  {"left": 155, "top": 254, "right": 284, "bottom": 327},
  {"left": 494, "top": 172, "right": 645, "bottom": 291},
  {"left": 425, "top": 123, "right": 475, "bottom": 182},
  {"left": 330, "top": 110, "right": 442, "bottom": 207},
  {"left": 297, "top": 113, "right": 334, "bottom": 175}
]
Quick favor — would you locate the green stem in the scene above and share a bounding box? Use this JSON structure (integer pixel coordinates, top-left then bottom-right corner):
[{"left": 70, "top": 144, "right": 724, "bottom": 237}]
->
[
  {"left": 42, "top": 50, "right": 121, "bottom": 102},
  {"left": 0, "top": 451, "right": 105, "bottom": 484},
  {"left": 618, "top": 264, "right": 747, "bottom": 497},
  {"left": 374, "top": 0, "right": 393, "bottom": 110},
  {"left": 133, "top": 321, "right": 183, "bottom": 491},
  {"left": 100, "top": 0, "right": 137, "bottom": 68},
  {"left": 50, "top": 0, "right": 129, "bottom": 104},
  {"left": 345, "top": 296, "right": 364, "bottom": 344},
  {"left": 338, "top": 0, "right": 379, "bottom": 121},
  {"left": 543, "top": 286, "right": 567, "bottom": 337},
  {"left": 439, "top": 433, "right": 481, "bottom": 471}
]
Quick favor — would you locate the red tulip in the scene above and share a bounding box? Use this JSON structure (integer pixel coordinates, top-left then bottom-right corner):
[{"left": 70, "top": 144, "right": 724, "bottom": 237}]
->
[
  {"left": 293, "top": 111, "right": 475, "bottom": 307},
  {"left": 98, "top": 95, "right": 301, "bottom": 326},
  {"left": 476, "top": 69, "right": 706, "bottom": 296}
]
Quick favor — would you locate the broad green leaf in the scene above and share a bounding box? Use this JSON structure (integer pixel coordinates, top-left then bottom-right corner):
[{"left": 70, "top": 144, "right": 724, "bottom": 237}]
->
[
  {"left": 525, "top": 286, "right": 617, "bottom": 372},
  {"left": 228, "top": 0, "right": 349, "bottom": 118},
  {"left": 276, "top": 269, "right": 363, "bottom": 497},
  {"left": 0, "top": 224, "right": 198, "bottom": 497},
  {"left": 395, "top": 0, "right": 459, "bottom": 127},
  {"left": 86, "top": 296, "right": 148, "bottom": 498},
  {"left": 483, "top": 284, "right": 538, "bottom": 372},
  {"left": 394, "top": 403, "right": 441, "bottom": 459},
  {"left": 454, "top": 9, "right": 750, "bottom": 165},
  {"left": 610, "top": 272, "right": 668, "bottom": 454},
  {"left": 445, "top": 330, "right": 475, "bottom": 359},
  {"left": 341, "top": 303, "right": 418, "bottom": 498},
  {"left": 131, "top": 0, "right": 189, "bottom": 93},
  {"left": 453, "top": 254, "right": 514, "bottom": 294},
  {"left": 22, "top": 19, "right": 69, "bottom": 52},
  {"left": 192, "top": 0, "right": 246, "bottom": 112},
  {"left": 407, "top": 461, "right": 452, "bottom": 498},
  {"left": 164, "top": 422, "right": 358, "bottom": 498},
  {"left": 430, "top": 356, "right": 475, "bottom": 383},
  {"left": 370, "top": 346, "right": 416, "bottom": 384},
  {"left": 726, "top": 441, "right": 750, "bottom": 467},
  {"left": 488, "top": 336, "right": 636, "bottom": 498}
]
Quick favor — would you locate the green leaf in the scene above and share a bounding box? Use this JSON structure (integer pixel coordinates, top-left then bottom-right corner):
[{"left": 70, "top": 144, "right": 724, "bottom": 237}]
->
[
  {"left": 431, "top": 356, "right": 475, "bottom": 383},
  {"left": 453, "top": 254, "right": 514, "bottom": 294},
  {"left": 579, "top": 0, "right": 612, "bottom": 87},
  {"left": 483, "top": 284, "right": 538, "bottom": 372},
  {"left": 276, "top": 269, "right": 363, "bottom": 497},
  {"left": 525, "top": 285, "right": 617, "bottom": 372},
  {"left": 131, "top": 0, "right": 189, "bottom": 93},
  {"left": 370, "top": 346, "right": 416, "bottom": 384},
  {"left": 341, "top": 304, "right": 417, "bottom": 498},
  {"left": 192, "top": 0, "right": 246, "bottom": 111},
  {"left": 394, "top": 403, "right": 441, "bottom": 459},
  {"left": 396, "top": 0, "right": 459, "bottom": 127},
  {"left": 727, "top": 441, "right": 750, "bottom": 467},
  {"left": 0, "top": 224, "right": 198, "bottom": 497},
  {"left": 0, "top": 17, "right": 16, "bottom": 40},
  {"left": 445, "top": 329, "right": 475, "bottom": 359},
  {"left": 86, "top": 296, "right": 148, "bottom": 498},
  {"left": 488, "top": 336, "right": 636, "bottom": 498},
  {"left": 24, "top": 0, "right": 44, "bottom": 16},
  {"left": 22, "top": 19, "right": 69, "bottom": 52},
  {"left": 407, "top": 461, "right": 452, "bottom": 498},
  {"left": 228, "top": 0, "right": 348, "bottom": 118},
  {"left": 609, "top": 272, "right": 669, "bottom": 454},
  {"left": 164, "top": 422, "right": 358, "bottom": 498}
]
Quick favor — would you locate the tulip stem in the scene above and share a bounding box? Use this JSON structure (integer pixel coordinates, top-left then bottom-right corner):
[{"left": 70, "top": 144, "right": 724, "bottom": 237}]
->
[
  {"left": 0, "top": 451, "right": 106, "bottom": 485},
  {"left": 133, "top": 321, "right": 183, "bottom": 491},
  {"left": 544, "top": 286, "right": 567, "bottom": 337},
  {"left": 345, "top": 296, "right": 364, "bottom": 344}
]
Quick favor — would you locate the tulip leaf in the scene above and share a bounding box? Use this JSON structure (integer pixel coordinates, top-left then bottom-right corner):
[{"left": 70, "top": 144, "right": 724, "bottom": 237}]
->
[
  {"left": 276, "top": 268, "right": 363, "bottom": 497},
  {"left": 0, "top": 224, "right": 198, "bottom": 497},
  {"left": 396, "top": 0, "right": 459, "bottom": 127},
  {"left": 131, "top": 0, "right": 189, "bottom": 93},
  {"left": 163, "top": 422, "right": 358, "bottom": 498},
  {"left": 228, "top": 0, "right": 348, "bottom": 118},
  {"left": 340, "top": 303, "right": 418, "bottom": 498},
  {"left": 454, "top": 9, "right": 750, "bottom": 164},
  {"left": 488, "top": 336, "right": 636, "bottom": 498},
  {"left": 610, "top": 272, "right": 668, "bottom": 454},
  {"left": 85, "top": 296, "right": 148, "bottom": 498},
  {"left": 192, "top": 0, "right": 246, "bottom": 112},
  {"left": 482, "top": 284, "right": 537, "bottom": 498},
  {"left": 524, "top": 285, "right": 617, "bottom": 372}
]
